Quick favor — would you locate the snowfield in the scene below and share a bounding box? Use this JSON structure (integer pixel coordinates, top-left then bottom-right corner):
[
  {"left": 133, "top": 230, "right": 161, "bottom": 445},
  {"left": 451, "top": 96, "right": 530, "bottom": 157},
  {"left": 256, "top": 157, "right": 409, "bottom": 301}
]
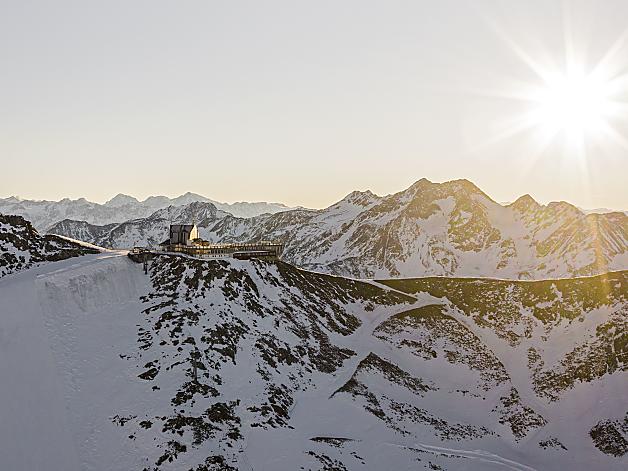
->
[
  {"left": 0, "top": 253, "right": 147, "bottom": 470},
  {"left": 0, "top": 248, "right": 626, "bottom": 471}
]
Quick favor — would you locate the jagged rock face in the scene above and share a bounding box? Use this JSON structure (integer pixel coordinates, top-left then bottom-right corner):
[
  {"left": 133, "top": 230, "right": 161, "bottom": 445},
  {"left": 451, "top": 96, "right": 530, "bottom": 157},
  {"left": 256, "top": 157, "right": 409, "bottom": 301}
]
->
[
  {"left": 105, "top": 256, "right": 626, "bottom": 470},
  {"left": 0, "top": 214, "right": 99, "bottom": 278},
  {"left": 589, "top": 414, "right": 628, "bottom": 457},
  {"left": 47, "top": 219, "right": 120, "bottom": 247},
  {"left": 50, "top": 179, "right": 628, "bottom": 280},
  {"left": 509, "top": 198, "right": 628, "bottom": 278}
]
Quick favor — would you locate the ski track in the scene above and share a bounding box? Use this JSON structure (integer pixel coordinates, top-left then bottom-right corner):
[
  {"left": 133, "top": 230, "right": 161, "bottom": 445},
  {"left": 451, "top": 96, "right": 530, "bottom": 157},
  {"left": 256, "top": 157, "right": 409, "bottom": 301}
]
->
[{"left": 396, "top": 442, "right": 538, "bottom": 471}]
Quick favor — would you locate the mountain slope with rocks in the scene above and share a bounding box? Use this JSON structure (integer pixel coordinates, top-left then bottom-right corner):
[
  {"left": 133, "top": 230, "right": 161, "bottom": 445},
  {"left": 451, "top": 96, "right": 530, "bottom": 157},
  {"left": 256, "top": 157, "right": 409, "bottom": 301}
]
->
[
  {"left": 0, "top": 214, "right": 100, "bottom": 278},
  {"left": 50, "top": 179, "right": 628, "bottom": 280},
  {"left": 1, "top": 235, "right": 625, "bottom": 470}
]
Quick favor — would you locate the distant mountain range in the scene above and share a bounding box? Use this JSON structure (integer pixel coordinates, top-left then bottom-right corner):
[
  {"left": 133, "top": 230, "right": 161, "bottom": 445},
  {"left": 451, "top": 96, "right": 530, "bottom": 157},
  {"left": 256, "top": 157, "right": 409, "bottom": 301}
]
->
[
  {"left": 0, "top": 192, "right": 296, "bottom": 231},
  {"left": 581, "top": 207, "right": 628, "bottom": 215},
  {"left": 44, "top": 178, "right": 628, "bottom": 280}
]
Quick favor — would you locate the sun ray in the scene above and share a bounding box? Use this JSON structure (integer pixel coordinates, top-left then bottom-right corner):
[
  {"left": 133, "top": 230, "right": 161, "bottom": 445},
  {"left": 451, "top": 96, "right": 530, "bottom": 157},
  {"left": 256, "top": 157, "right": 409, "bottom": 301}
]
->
[
  {"left": 597, "top": 121, "right": 628, "bottom": 151},
  {"left": 480, "top": 13, "right": 559, "bottom": 84},
  {"left": 473, "top": 17, "right": 628, "bottom": 170},
  {"left": 590, "top": 27, "right": 628, "bottom": 78}
]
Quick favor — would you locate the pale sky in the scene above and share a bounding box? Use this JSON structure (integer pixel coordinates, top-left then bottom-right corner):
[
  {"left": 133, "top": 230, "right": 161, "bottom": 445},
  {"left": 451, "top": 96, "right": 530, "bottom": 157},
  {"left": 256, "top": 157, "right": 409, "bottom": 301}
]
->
[{"left": 1, "top": 0, "right": 627, "bottom": 209}]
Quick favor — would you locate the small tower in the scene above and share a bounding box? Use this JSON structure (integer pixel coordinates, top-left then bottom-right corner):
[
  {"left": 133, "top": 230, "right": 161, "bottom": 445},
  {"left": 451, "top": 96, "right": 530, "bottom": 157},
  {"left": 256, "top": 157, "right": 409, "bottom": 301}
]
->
[{"left": 169, "top": 224, "right": 198, "bottom": 246}]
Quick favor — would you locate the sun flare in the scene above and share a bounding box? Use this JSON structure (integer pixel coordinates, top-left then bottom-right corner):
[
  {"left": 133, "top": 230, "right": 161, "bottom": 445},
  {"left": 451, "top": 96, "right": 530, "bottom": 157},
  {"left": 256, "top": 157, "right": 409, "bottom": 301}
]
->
[
  {"left": 529, "top": 71, "right": 614, "bottom": 139},
  {"left": 478, "top": 18, "right": 628, "bottom": 161}
]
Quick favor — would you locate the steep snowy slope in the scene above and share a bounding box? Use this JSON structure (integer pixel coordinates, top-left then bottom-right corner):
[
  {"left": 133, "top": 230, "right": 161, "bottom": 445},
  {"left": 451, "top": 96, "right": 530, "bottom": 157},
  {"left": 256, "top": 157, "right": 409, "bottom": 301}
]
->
[
  {"left": 0, "top": 214, "right": 100, "bottom": 278},
  {"left": 0, "top": 193, "right": 295, "bottom": 231},
  {"left": 2, "top": 248, "right": 625, "bottom": 470},
  {"left": 0, "top": 252, "right": 151, "bottom": 471},
  {"left": 378, "top": 274, "right": 627, "bottom": 453},
  {"left": 50, "top": 179, "right": 628, "bottom": 280}
]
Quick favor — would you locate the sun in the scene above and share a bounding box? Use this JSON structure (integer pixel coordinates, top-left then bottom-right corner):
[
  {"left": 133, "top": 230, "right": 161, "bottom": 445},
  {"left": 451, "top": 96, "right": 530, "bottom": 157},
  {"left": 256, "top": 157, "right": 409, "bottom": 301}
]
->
[
  {"left": 528, "top": 70, "right": 614, "bottom": 141},
  {"left": 475, "top": 17, "right": 628, "bottom": 160}
]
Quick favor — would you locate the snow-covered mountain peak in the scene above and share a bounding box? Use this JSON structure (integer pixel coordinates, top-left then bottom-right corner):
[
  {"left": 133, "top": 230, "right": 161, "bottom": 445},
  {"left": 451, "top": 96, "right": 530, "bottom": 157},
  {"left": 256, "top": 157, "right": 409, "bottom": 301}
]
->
[
  {"left": 148, "top": 201, "right": 229, "bottom": 223},
  {"left": 509, "top": 194, "right": 541, "bottom": 213},
  {"left": 1, "top": 195, "right": 22, "bottom": 203},
  {"left": 105, "top": 193, "right": 140, "bottom": 207},
  {"left": 546, "top": 200, "right": 582, "bottom": 215},
  {"left": 445, "top": 178, "right": 494, "bottom": 200},
  {"left": 393, "top": 179, "right": 491, "bottom": 210},
  {"left": 407, "top": 177, "right": 432, "bottom": 191},
  {"left": 332, "top": 190, "right": 381, "bottom": 209},
  {"left": 170, "top": 192, "right": 212, "bottom": 206}
]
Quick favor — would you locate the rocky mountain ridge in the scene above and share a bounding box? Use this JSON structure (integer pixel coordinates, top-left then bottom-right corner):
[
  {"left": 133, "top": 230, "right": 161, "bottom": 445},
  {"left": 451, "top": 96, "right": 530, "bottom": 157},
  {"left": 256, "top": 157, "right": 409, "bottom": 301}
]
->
[
  {"left": 0, "top": 214, "right": 100, "bottom": 278},
  {"left": 48, "top": 178, "right": 628, "bottom": 280}
]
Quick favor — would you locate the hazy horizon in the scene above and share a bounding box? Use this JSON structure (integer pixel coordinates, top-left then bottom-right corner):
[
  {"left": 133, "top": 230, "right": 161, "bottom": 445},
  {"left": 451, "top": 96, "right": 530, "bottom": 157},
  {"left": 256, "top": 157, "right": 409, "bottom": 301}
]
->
[
  {"left": 2, "top": 0, "right": 627, "bottom": 210},
  {"left": 2, "top": 176, "right": 626, "bottom": 212}
]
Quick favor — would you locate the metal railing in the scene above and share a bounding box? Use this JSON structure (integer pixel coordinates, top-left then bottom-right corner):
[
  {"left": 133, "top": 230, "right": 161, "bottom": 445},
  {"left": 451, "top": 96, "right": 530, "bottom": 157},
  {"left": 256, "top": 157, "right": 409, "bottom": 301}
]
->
[{"left": 159, "top": 241, "right": 285, "bottom": 259}]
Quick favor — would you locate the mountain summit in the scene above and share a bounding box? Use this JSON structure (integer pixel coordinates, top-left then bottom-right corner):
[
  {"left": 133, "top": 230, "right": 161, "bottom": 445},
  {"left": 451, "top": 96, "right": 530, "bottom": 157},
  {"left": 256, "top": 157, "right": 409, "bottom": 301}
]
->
[{"left": 104, "top": 193, "right": 140, "bottom": 207}]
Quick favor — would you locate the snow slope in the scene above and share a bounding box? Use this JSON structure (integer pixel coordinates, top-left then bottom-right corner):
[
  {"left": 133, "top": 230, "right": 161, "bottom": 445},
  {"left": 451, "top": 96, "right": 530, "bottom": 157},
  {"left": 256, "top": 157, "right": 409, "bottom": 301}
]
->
[
  {"left": 1, "top": 248, "right": 625, "bottom": 470},
  {"left": 0, "top": 252, "right": 150, "bottom": 471}
]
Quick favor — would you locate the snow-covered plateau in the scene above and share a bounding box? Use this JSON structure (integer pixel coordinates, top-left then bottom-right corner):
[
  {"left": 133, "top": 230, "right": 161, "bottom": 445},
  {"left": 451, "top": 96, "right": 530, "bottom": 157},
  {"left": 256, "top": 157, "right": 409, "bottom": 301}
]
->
[{"left": 0, "top": 215, "right": 626, "bottom": 471}]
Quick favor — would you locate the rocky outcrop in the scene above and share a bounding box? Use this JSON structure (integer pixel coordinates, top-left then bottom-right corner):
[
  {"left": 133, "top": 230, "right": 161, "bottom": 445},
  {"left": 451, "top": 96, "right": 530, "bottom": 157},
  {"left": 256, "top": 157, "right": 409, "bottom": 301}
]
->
[{"left": 0, "top": 214, "right": 100, "bottom": 278}]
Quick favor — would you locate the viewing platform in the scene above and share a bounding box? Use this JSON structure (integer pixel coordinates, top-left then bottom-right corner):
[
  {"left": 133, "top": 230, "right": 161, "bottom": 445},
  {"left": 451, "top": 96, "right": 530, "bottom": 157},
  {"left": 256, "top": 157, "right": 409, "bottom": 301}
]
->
[
  {"left": 158, "top": 240, "right": 284, "bottom": 260},
  {"left": 128, "top": 223, "right": 286, "bottom": 262}
]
